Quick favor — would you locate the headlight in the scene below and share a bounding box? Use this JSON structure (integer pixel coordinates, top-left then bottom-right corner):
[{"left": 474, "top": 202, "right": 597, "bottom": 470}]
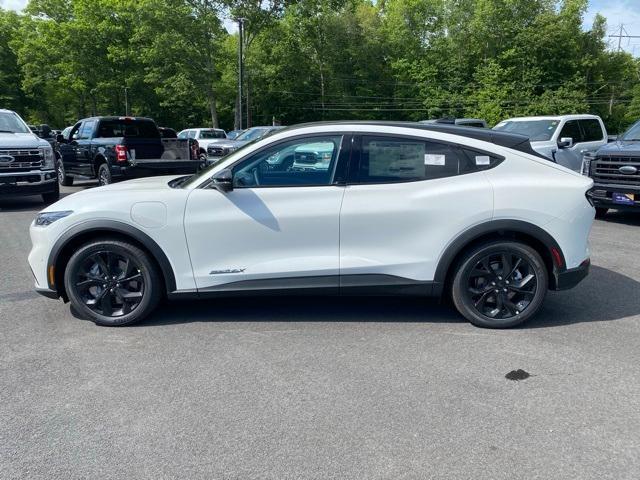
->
[
  {"left": 581, "top": 153, "right": 594, "bottom": 176},
  {"left": 35, "top": 210, "right": 73, "bottom": 226},
  {"left": 40, "top": 145, "right": 55, "bottom": 168}
]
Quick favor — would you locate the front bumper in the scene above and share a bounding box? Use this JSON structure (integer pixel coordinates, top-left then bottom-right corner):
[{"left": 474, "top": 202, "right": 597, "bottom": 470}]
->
[
  {"left": 553, "top": 258, "right": 590, "bottom": 290},
  {"left": 588, "top": 184, "right": 640, "bottom": 210},
  {"left": 0, "top": 170, "right": 57, "bottom": 195}
]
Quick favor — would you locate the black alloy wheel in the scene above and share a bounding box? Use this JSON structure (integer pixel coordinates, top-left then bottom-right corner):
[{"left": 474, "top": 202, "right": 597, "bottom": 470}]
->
[
  {"left": 64, "top": 240, "right": 161, "bottom": 326},
  {"left": 452, "top": 241, "right": 547, "bottom": 328},
  {"left": 75, "top": 250, "right": 145, "bottom": 317},
  {"left": 466, "top": 251, "right": 537, "bottom": 319}
]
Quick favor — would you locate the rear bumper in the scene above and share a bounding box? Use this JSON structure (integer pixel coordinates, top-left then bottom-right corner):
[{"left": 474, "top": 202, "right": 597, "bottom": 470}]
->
[
  {"left": 112, "top": 161, "right": 201, "bottom": 179},
  {"left": 553, "top": 258, "right": 590, "bottom": 291},
  {"left": 0, "top": 170, "right": 57, "bottom": 195}
]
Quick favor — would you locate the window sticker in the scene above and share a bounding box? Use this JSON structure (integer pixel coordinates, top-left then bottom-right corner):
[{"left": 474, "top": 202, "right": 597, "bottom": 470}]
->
[
  {"left": 424, "top": 154, "right": 446, "bottom": 166},
  {"left": 475, "top": 155, "right": 490, "bottom": 166},
  {"left": 368, "top": 141, "right": 425, "bottom": 178}
]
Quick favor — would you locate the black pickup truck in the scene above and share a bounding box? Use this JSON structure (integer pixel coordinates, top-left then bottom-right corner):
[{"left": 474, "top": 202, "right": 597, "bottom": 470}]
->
[
  {"left": 583, "top": 119, "right": 640, "bottom": 217},
  {"left": 56, "top": 116, "right": 201, "bottom": 186}
]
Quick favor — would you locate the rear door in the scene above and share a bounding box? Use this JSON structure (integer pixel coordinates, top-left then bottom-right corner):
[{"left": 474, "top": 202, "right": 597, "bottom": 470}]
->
[
  {"left": 578, "top": 118, "right": 606, "bottom": 155},
  {"left": 75, "top": 119, "right": 96, "bottom": 176},
  {"left": 339, "top": 134, "right": 495, "bottom": 292}
]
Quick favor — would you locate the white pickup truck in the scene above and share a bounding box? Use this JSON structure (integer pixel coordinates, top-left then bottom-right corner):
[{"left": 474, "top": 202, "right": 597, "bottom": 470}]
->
[{"left": 493, "top": 114, "right": 608, "bottom": 172}]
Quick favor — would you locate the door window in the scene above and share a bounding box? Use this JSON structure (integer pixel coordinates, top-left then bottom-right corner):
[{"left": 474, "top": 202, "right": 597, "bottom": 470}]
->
[
  {"left": 579, "top": 119, "right": 604, "bottom": 142},
  {"left": 77, "top": 120, "right": 96, "bottom": 140},
  {"left": 351, "top": 136, "right": 473, "bottom": 183},
  {"left": 559, "top": 120, "right": 581, "bottom": 143},
  {"left": 232, "top": 135, "right": 343, "bottom": 187}
]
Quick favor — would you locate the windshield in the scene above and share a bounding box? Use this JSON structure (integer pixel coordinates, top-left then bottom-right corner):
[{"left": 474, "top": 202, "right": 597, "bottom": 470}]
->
[
  {"left": 493, "top": 119, "right": 559, "bottom": 141},
  {"left": 0, "top": 111, "right": 31, "bottom": 134},
  {"left": 236, "top": 128, "right": 270, "bottom": 142},
  {"left": 621, "top": 121, "right": 640, "bottom": 141},
  {"left": 199, "top": 129, "right": 225, "bottom": 139}
]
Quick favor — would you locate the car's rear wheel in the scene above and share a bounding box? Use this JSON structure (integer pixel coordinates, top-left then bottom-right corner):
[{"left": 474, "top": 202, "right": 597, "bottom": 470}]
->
[
  {"left": 64, "top": 239, "right": 161, "bottom": 326},
  {"left": 97, "top": 163, "right": 112, "bottom": 186},
  {"left": 451, "top": 241, "right": 548, "bottom": 328}
]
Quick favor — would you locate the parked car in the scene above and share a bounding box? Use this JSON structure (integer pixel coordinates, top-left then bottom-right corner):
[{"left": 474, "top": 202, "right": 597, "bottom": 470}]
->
[
  {"left": 56, "top": 116, "right": 201, "bottom": 186},
  {"left": 29, "top": 121, "right": 594, "bottom": 328},
  {"left": 581, "top": 119, "right": 640, "bottom": 217},
  {"left": 226, "top": 129, "right": 245, "bottom": 140},
  {"left": 0, "top": 109, "right": 59, "bottom": 203},
  {"left": 177, "top": 128, "right": 226, "bottom": 160},
  {"left": 493, "top": 115, "right": 607, "bottom": 172},
  {"left": 206, "top": 125, "right": 285, "bottom": 161},
  {"left": 420, "top": 118, "right": 488, "bottom": 128}
]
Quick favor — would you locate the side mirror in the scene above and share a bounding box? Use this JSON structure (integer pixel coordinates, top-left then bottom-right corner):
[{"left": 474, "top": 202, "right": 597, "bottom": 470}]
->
[
  {"left": 558, "top": 137, "right": 573, "bottom": 149},
  {"left": 56, "top": 134, "right": 66, "bottom": 143},
  {"left": 211, "top": 168, "right": 233, "bottom": 192}
]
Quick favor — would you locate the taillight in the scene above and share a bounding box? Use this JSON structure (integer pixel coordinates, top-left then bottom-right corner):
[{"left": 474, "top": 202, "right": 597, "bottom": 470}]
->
[
  {"left": 551, "top": 247, "right": 564, "bottom": 268},
  {"left": 115, "top": 144, "right": 128, "bottom": 163}
]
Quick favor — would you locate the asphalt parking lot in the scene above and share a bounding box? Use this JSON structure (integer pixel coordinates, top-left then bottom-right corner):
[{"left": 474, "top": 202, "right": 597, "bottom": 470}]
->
[{"left": 1, "top": 183, "right": 640, "bottom": 480}]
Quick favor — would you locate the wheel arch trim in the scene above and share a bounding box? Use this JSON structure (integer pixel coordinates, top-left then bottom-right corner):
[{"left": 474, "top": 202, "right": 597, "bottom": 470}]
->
[
  {"left": 433, "top": 219, "right": 565, "bottom": 294},
  {"left": 47, "top": 219, "right": 177, "bottom": 296}
]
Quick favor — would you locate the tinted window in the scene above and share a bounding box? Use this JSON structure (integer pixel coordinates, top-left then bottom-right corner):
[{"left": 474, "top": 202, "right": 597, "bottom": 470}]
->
[
  {"left": 579, "top": 119, "right": 603, "bottom": 142},
  {"left": 352, "top": 136, "right": 465, "bottom": 183},
  {"left": 559, "top": 120, "right": 581, "bottom": 142},
  {"left": 233, "top": 135, "right": 343, "bottom": 187},
  {"left": 493, "top": 120, "right": 559, "bottom": 141},
  {"left": 96, "top": 119, "right": 160, "bottom": 138},
  {"left": 178, "top": 131, "right": 189, "bottom": 139}
]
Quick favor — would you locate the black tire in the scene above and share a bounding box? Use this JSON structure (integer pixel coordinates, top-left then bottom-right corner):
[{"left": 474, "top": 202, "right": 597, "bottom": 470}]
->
[
  {"left": 63, "top": 239, "right": 162, "bottom": 326},
  {"left": 97, "top": 162, "right": 112, "bottom": 186},
  {"left": 595, "top": 207, "right": 608, "bottom": 219},
  {"left": 56, "top": 160, "right": 74, "bottom": 186},
  {"left": 451, "top": 241, "right": 548, "bottom": 328},
  {"left": 42, "top": 182, "right": 60, "bottom": 203}
]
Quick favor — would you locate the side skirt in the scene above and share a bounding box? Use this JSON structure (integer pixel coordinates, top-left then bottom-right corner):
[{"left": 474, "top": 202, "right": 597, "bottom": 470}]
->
[{"left": 167, "top": 274, "right": 438, "bottom": 300}]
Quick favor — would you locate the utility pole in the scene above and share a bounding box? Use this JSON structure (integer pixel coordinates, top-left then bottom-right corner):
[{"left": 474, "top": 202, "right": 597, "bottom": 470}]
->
[
  {"left": 123, "top": 87, "right": 129, "bottom": 116},
  {"left": 606, "top": 25, "right": 640, "bottom": 114},
  {"left": 236, "top": 18, "right": 245, "bottom": 131}
]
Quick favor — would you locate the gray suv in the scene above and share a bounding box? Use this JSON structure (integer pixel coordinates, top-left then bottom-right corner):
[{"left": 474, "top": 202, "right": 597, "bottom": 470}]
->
[{"left": 0, "top": 109, "right": 59, "bottom": 203}]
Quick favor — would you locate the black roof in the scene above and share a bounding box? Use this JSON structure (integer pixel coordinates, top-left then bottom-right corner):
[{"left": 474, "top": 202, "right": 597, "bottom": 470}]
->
[{"left": 285, "top": 121, "right": 545, "bottom": 158}]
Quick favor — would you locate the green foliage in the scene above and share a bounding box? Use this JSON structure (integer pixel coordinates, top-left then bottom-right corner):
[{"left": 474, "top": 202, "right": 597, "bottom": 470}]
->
[{"left": 1, "top": 0, "right": 638, "bottom": 132}]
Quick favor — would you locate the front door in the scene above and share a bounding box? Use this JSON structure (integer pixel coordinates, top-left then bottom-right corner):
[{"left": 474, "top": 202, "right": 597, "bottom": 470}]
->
[{"left": 184, "top": 134, "right": 349, "bottom": 292}]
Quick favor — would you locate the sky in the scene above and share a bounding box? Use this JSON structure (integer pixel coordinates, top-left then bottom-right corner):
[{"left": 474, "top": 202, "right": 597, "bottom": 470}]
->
[{"left": 1, "top": 0, "right": 639, "bottom": 56}]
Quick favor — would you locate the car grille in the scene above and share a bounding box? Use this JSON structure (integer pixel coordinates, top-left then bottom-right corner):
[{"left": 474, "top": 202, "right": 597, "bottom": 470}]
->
[
  {"left": 0, "top": 149, "right": 43, "bottom": 173},
  {"left": 207, "top": 145, "right": 228, "bottom": 157},
  {"left": 592, "top": 155, "right": 640, "bottom": 186}
]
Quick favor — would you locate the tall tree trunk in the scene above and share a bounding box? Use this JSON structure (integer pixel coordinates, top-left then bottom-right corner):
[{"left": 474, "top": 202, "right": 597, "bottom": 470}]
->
[{"left": 207, "top": 84, "right": 219, "bottom": 128}]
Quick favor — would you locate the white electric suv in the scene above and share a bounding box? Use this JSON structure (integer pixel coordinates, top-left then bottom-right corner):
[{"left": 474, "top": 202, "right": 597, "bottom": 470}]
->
[{"left": 28, "top": 122, "right": 595, "bottom": 328}]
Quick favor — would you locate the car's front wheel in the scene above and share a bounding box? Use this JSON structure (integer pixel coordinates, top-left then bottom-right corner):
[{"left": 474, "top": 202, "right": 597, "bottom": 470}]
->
[
  {"left": 451, "top": 241, "right": 548, "bottom": 328},
  {"left": 64, "top": 239, "right": 162, "bottom": 326}
]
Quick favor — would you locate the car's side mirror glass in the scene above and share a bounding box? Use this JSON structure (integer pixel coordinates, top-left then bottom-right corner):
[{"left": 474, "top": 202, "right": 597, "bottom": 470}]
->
[
  {"left": 558, "top": 137, "right": 573, "bottom": 149},
  {"left": 211, "top": 168, "right": 233, "bottom": 192}
]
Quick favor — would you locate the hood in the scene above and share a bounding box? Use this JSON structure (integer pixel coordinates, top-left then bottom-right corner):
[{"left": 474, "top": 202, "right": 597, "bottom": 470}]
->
[
  {"left": 0, "top": 132, "right": 49, "bottom": 149},
  {"left": 41, "top": 175, "right": 186, "bottom": 213},
  {"left": 597, "top": 140, "right": 640, "bottom": 155},
  {"left": 208, "top": 139, "right": 241, "bottom": 149}
]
